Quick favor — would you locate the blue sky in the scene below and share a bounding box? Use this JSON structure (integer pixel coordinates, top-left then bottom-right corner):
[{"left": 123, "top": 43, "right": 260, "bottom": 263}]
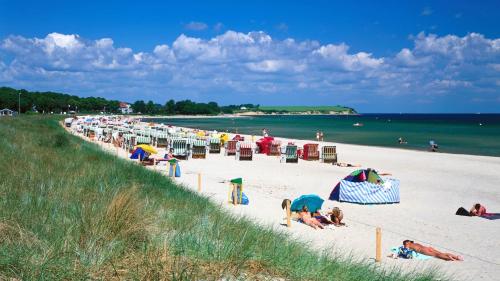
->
[{"left": 1, "top": 0, "right": 499, "bottom": 112}]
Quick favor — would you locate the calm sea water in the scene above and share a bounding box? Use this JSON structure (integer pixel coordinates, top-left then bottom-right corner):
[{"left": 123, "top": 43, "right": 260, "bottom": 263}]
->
[{"left": 144, "top": 114, "right": 500, "bottom": 157}]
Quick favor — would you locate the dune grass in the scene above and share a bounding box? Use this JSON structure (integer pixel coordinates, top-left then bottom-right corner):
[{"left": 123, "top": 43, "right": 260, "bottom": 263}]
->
[{"left": 0, "top": 115, "right": 441, "bottom": 280}]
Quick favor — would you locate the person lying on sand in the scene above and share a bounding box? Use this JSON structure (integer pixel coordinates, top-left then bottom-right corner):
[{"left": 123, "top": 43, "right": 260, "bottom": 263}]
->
[
  {"left": 298, "top": 206, "right": 324, "bottom": 230},
  {"left": 403, "top": 240, "right": 463, "bottom": 261},
  {"left": 333, "top": 162, "right": 361, "bottom": 167},
  {"left": 470, "top": 203, "right": 487, "bottom": 216}
]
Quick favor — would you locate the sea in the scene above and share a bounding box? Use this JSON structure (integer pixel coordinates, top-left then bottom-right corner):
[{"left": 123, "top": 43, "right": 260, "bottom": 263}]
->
[{"left": 144, "top": 114, "right": 500, "bottom": 157}]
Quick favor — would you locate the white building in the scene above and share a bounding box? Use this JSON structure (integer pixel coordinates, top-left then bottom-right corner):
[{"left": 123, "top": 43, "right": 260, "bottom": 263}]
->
[
  {"left": 119, "top": 102, "right": 133, "bottom": 114},
  {"left": 0, "top": 109, "right": 16, "bottom": 116}
]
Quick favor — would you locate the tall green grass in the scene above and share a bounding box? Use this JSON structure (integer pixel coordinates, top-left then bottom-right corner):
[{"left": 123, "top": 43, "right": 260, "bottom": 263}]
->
[{"left": 0, "top": 116, "right": 441, "bottom": 280}]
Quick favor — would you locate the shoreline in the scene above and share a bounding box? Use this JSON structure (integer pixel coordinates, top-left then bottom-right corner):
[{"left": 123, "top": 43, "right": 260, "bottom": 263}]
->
[{"left": 140, "top": 116, "right": 500, "bottom": 159}]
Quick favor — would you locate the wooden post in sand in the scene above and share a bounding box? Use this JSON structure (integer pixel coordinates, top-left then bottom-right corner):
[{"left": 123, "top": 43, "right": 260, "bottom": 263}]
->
[
  {"left": 375, "top": 227, "right": 382, "bottom": 262},
  {"left": 197, "top": 173, "right": 201, "bottom": 192},
  {"left": 286, "top": 200, "right": 291, "bottom": 227},
  {"left": 232, "top": 183, "right": 238, "bottom": 206}
]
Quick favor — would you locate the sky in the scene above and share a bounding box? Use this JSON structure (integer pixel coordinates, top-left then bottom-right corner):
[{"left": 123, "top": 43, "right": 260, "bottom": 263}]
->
[{"left": 0, "top": 0, "right": 499, "bottom": 113}]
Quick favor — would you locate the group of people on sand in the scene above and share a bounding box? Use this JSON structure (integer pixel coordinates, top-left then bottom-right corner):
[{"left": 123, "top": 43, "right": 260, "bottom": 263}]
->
[
  {"left": 281, "top": 199, "right": 346, "bottom": 230},
  {"left": 298, "top": 206, "right": 346, "bottom": 229}
]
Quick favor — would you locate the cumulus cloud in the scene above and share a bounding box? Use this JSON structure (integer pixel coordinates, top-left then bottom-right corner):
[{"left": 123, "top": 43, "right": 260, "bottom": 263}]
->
[
  {"left": 184, "top": 21, "right": 208, "bottom": 31},
  {"left": 0, "top": 31, "right": 499, "bottom": 110}
]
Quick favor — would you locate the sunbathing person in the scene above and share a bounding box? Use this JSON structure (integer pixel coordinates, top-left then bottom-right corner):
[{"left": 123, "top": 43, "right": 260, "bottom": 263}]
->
[
  {"left": 333, "top": 162, "right": 361, "bottom": 167},
  {"left": 469, "top": 203, "right": 487, "bottom": 216},
  {"left": 403, "top": 240, "right": 463, "bottom": 261},
  {"left": 329, "top": 207, "right": 346, "bottom": 226},
  {"left": 298, "top": 206, "right": 324, "bottom": 229}
]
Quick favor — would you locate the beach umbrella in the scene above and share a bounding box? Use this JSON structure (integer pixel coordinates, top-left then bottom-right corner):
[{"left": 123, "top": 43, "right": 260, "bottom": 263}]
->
[
  {"left": 135, "top": 144, "right": 157, "bottom": 154},
  {"left": 291, "top": 194, "right": 324, "bottom": 213}
]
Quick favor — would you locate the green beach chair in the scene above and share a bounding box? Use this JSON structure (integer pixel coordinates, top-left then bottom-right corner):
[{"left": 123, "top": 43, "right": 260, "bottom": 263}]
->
[
  {"left": 170, "top": 138, "right": 190, "bottom": 159},
  {"left": 283, "top": 145, "right": 298, "bottom": 163},
  {"left": 191, "top": 139, "right": 207, "bottom": 159},
  {"left": 209, "top": 138, "right": 221, "bottom": 154}
]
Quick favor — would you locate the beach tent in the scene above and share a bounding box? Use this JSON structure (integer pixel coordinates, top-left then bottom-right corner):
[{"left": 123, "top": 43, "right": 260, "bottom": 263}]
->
[{"left": 329, "top": 169, "right": 400, "bottom": 204}]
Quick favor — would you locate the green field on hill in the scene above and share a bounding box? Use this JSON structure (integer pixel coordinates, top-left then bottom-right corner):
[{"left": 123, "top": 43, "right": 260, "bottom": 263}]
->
[
  {"left": 259, "top": 105, "right": 356, "bottom": 113},
  {"left": 0, "top": 116, "right": 439, "bottom": 280}
]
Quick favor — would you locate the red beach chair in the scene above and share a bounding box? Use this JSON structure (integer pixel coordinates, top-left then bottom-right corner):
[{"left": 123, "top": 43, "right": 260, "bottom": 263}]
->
[
  {"left": 237, "top": 142, "right": 253, "bottom": 161},
  {"left": 303, "top": 143, "right": 319, "bottom": 161},
  {"left": 268, "top": 140, "right": 281, "bottom": 156},
  {"left": 225, "top": 140, "right": 238, "bottom": 156}
]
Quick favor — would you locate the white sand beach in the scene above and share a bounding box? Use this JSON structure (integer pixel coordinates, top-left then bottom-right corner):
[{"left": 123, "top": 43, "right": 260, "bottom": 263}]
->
[{"left": 75, "top": 126, "right": 500, "bottom": 281}]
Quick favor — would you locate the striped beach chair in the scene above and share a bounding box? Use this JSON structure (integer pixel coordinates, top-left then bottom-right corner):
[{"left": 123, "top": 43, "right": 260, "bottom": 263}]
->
[
  {"left": 209, "top": 138, "right": 221, "bottom": 154},
  {"left": 191, "top": 140, "right": 207, "bottom": 159},
  {"left": 282, "top": 145, "right": 298, "bottom": 163},
  {"left": 171, "top": 138, "right": 190, "bottom": 159},
  {"left": 303, "top": 143, "right": 319, "bottom": 161},
  {"left": 225, "top": 140, "right": 238, "bottom": 156},
  {"left": 268, "top": 140, "right": 281, "bottom": 156},
  {"left": 155, "top": 133, "right": 169, "bottom": 148},
  {"left": 321, "top": 146, "right": 337, "bottom": 163},
  {"left": 236, "top": 142, "right": 253, "bottom": 161},
  {"left": 136, "top": 136, "right": 151, "bottom": 145}
]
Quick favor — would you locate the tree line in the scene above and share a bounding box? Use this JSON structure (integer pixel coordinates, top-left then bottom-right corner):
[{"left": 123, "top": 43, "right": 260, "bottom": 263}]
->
[{"left": 0, "top": 87, "right": 259, "bottom": 115}]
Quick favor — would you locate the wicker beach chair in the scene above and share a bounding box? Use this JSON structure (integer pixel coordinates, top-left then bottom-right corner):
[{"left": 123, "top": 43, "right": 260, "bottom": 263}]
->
[
  {"left": 268, "top": 140, "right": 281, "bottom": 156},
  {"left": 282, "top": 145, "right": 298, "bottom": 163},
  {"left": 171, "top": 138, "right": 190, "bottom": 159},
  {"left": 225, "top": 140, "right": 238, "bottom": 156},
  {"left": 321, "top": 146, "right": 337, "bottom": 163},
  {"left": 209, "top": 138, "right": 221, "bottom": 154},
  {"left": 236, "top": 142, "right": 253, "bottom": 161},
  {"left": 303, "top": 143, "right": 320, "bottom": 161},
  {"left": 155, "top": 133, "right": 169, "bottom": 148},
  {"left": 191, "top": 139, "right": 207, "bottom": 159}
]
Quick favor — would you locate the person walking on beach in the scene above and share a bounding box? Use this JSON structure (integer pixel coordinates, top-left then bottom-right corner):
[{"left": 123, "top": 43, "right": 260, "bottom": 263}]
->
[{"left": 403, "top": 240, "right": 463, "bottom": 261}]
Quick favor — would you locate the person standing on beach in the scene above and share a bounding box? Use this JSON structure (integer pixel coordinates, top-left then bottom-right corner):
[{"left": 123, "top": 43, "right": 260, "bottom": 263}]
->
[
  {"left": 316, "top": 131, "right": 320, "bottom": 141},
  {"left": 319, "top": 131, "right": 324, "bottom": 141}
]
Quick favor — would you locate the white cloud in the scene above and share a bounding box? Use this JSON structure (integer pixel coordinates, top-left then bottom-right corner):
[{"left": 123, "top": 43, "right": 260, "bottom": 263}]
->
[
  {"left": 421, "top": 7, "right": 433, "bottom": 16},
  {"left": 0, "top": 31, "right": 499, "bottom": 110},
  {"left": 184, "top": 21, "right": 208, "bottom": 31}
]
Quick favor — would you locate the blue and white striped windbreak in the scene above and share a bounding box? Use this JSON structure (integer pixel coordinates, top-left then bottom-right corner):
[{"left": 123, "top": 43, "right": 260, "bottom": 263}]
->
[{"left": 330, "top": 178, "right": 400, "bottom": 204}]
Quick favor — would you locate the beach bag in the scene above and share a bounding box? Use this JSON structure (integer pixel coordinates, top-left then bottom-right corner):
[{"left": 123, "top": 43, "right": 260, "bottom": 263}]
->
[
  {"left": 169, "top": 163, "right": 181, "bottom": 177},
  {"left": 455, "top": 207, "right": 470, "bottom": 216},
  {"left": 231, "top": 190, "right": 249, "bottom": 205}
]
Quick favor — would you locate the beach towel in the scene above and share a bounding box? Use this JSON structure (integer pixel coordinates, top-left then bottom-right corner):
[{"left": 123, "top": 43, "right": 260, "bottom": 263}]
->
[
  {"left": 390, "top": 247, "right": 431, "bottom": 260},
  {"left": 480, "top": 213, "right": 500, "bottom": 220}
]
